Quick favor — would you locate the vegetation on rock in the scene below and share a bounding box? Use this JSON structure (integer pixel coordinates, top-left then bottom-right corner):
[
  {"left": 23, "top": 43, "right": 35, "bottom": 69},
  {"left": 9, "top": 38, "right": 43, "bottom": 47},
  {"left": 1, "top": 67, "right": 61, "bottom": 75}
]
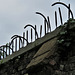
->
[{"left": 57, "top": 19, "right": 75, "bottom": 60}]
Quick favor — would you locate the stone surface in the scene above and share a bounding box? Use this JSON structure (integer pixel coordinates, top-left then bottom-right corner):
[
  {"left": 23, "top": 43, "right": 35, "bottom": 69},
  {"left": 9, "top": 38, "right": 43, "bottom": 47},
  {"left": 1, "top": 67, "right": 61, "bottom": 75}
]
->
[
  {"left": 0, "top": 20, "right": 75, "bottom": 75},
  {"left": 60, "top": 65, "right": 64, "bottom": 71},
  {"left": 0, "top": 49, "right": 37, "bottom": 75},
  {"left": 26, "top": 20, "right": 75, "bottom": 75},
  {"left": 49, "top": 60, "right": 56, "bottom": 66},
  {"left": 26, "top": 38, "right": 57, "bottom": 69},
  {"left": 24, "top": 74, "right": 29, "bottom": 75}
]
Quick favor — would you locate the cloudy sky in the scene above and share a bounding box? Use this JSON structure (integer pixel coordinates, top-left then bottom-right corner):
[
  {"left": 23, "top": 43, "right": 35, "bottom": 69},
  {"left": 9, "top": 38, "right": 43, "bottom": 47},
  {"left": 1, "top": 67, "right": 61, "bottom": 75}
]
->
[{"left": 0, "top": 0, "right": 75, "bottom": 46}]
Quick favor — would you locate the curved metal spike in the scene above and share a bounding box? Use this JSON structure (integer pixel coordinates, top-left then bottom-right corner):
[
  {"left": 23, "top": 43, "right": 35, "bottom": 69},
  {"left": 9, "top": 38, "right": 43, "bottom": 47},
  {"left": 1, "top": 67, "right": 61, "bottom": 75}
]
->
[
  {"left": 52, "top": 2, "right": 74, "bottom": 19},
  {"left": 0, "top": 45, "right": 13, "bottom": 50},
  {"left": 36, "top": 12, "right": 47, "bottom": 22},
  {"left": 11, "top": 35, "right": 29, "bottom": 44},
  {"left": 24, "top": 24, "right": 38, "bottom": 39}
]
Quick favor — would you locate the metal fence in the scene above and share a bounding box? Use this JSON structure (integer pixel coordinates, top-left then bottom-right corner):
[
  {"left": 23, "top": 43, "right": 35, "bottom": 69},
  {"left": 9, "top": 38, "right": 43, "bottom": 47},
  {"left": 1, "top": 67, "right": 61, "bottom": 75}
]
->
[{"left": 0, "top": 2, "right": 74, "bottom": 60}]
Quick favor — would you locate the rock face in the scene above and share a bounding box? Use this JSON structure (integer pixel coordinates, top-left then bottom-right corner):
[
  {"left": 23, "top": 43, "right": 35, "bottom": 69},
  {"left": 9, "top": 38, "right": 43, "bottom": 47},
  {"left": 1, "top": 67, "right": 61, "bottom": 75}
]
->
[
  {"left": 26, "top": 19, "right": 75, "bottom": 75},
  {"left": 0, "top": 20, "right": 61, "bottom": 75},
  {"left": 0, "top": 49, "right": 37, "bottom": 75},
  {"left": 0, "top": 19, "right": 75, "bottom": 75},
  {"left": 26, "top": 38, "right": 57, "bottom": 69}
]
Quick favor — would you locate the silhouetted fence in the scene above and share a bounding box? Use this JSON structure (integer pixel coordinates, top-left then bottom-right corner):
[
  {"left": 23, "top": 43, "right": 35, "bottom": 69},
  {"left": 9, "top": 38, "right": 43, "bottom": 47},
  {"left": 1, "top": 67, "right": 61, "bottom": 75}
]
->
[{"left": 0, "top": 2, "right": 74, "bottom": 60}]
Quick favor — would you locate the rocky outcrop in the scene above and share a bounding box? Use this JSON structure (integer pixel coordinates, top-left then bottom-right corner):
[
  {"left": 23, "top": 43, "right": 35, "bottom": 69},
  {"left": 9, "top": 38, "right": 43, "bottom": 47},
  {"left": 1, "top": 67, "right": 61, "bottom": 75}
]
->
[
  {"left": 26, "top": 19, "right": 75, "bottom": 75},
  {"left": 0, "top": 19, "right": 75, "bottom": 75}
]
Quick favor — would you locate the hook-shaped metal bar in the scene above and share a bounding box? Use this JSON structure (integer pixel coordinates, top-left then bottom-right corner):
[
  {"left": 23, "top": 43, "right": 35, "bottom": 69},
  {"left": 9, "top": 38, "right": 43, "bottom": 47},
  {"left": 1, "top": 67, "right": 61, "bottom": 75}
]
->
[
  {"left": 11, "top": 35, "right": 29, "bottom": 44},
  {"left": 0, "top": 48, "right": 7, "bottom": 54},
  {"left": 36, "top": 12, "right": 51, "bottom": 35},
  {"left": 0, "top": 48, "right": 7, "bottom": 58},
  {"left": 36, "top": 12, "right": 47, "bottom": 22},
  {"left": 24, "top": 24, "right": 38, "bottom": 38},
  {"left": 0, "top": 45, "right": 13, "bottom": 50},
  {"left": 36, "top": 12, "right": 47, "bottom": 35},
  {"left": 52, "top": 2, "right": 74, "bottom": 19},
  {"left": 0, "top": 45, "right": 13, "bottom": 57}
]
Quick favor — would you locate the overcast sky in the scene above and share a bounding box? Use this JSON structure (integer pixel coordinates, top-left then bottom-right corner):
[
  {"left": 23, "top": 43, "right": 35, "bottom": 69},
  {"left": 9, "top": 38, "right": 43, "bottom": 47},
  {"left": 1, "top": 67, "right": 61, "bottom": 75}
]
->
[{"left": 0, "top": 0, "right": 75, "bottom": 46}]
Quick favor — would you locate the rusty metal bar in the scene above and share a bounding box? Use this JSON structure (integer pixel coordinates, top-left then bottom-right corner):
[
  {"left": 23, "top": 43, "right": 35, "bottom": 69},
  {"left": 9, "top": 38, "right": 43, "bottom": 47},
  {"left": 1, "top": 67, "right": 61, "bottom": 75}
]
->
[
  {"left": 47, "top": 16, "right": 49, "bottom": 33},
  {"left": 19, "top": 38, "right": 20, "bottom": 50},
  {"left": 11, "top": 35, "right": 28, "bottom": 46},
  {"left": 12, "top": 40, "right": 14, "bottom": 53},
  {"left": 9, "top": 42, "right": 10, "bottom": 55},
  {"left": 6, "top": 44, "right": 7, "bottom": 56},
  {"left": 31, "top": 28, "right": 33, "bottom": 42},
  {"left": 40, "top": 25, "right": 42, "bottom": 38},
  {"left": 52, "top": 2, "right": 74, "bottom": 19},
  {"left": 44, "top": 20, "right": 46, "bottom": 35},
  {"left": 0, "top": 45, "right": 13, "bottom": 56},
  {"left": 26, "top": 30, "right": 28, "bottom": 45},
  {"left": 68, "top": 4, "right": 70, "bottom": 20},
  {"left": 59, "top": 7, "right": 63, "bottom": 25},
  {"left": 55, "top": 11, "right": 57, "bottom": 28},
  {"left": 3, "top": 47, "right": 4, "bottom": 58},
  {"left": 24, "top": 24, "right": 38, "bottom": 39},
  {"left": 23, "top": 32, "right": 25, "bottom": 47},
  {"left": 47, "top": 16, "right": 51, "bottom": 32},
  {"left": 15, "top": 38, "right": 17, "bottom": 51},
  {"left": 36, "top": 12, "right": 47, "bottom": 35},
  {"left": 35, "top": 25, "right": 36, "bottom": 40},
  {"left": 36, "top": 12, "right": 47, "bottom": 22}
]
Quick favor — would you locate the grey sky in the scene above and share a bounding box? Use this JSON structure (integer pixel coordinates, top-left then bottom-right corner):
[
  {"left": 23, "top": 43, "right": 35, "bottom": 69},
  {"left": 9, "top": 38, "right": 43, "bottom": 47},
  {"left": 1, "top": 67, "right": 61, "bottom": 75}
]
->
[{"left": 0, "top": 0, "right": 75, "bottom": 46}]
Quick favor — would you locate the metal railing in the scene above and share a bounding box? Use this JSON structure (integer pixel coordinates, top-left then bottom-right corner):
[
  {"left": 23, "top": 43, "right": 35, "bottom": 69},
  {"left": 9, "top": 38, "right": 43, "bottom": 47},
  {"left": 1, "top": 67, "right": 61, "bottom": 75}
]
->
[{"left": 0, "top": 1, "right": 74, "bottom": 60}]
